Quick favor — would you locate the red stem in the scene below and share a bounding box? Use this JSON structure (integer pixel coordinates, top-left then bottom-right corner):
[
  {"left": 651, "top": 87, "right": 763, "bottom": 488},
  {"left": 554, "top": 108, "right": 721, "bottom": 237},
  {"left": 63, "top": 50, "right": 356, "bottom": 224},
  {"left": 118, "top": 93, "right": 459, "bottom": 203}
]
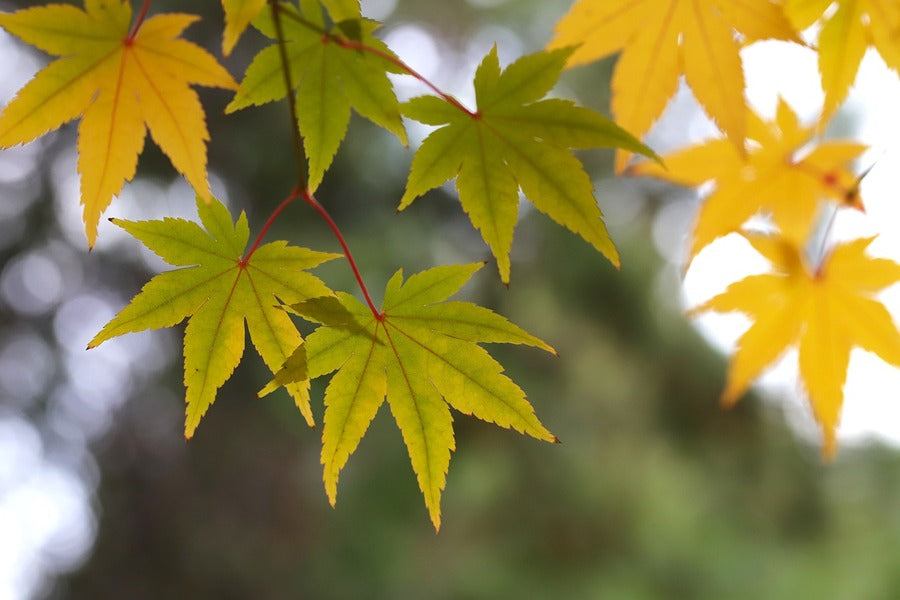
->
[
  {"left": 278, "top": 8, "right": 477, "bottom": 117},
  {"left": 338, "top": 39, "right": 478, "bottom": 117},
  {"left": 126, "top": 0, "right": 151, "bottom": 43},
  {"left": 240, "top": 188, "right": 301, "bottom": 266},
  {"left": 302, "top": 189, "right": 383, "bottom": 320}
]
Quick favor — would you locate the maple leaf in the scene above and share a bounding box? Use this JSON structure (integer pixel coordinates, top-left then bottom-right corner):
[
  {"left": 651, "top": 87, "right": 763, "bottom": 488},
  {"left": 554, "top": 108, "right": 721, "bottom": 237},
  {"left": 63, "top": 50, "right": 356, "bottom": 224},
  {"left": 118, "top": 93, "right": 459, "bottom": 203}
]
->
[
  {"left": 785, "top": 0, "right": 900, "bottom": 121},
  {"left": 0, "top": 1, "right": 238, "bottom": 247},
  {"left": 225, "top": 1, "right": 406, "bottom": 192},
  {"left": 221, "top": 0, "right": 267, "bottom": 55},
  {"left": 88, "top": 197, "right": 339, "bottom": 438},
  {"left": 261, "top": 263, "right": 557, "bottom": 530},
  {"left": 548, "top": 0, "right": 799, "bottom": 169},
  {"left": 319, "top": 0, "right": 361, "bottom": 21},
  {"left": 692, "top": 233, "right": 900, "bottom": 458},
  {"left": 400, "top": 46, "right": 655, "bottom": 284},
  {"left": 631, "top": 99, "right": 867, "bottom": 266}
]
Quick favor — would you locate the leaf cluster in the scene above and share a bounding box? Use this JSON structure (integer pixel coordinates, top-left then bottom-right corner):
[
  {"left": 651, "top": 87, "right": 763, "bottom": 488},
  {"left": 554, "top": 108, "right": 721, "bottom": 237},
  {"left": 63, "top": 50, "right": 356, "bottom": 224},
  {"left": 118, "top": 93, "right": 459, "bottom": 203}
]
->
[
  {"left": 2, "top": 0, "right": 899, "bottom": 529},
  {"left": 550, "top": 0, "right": 900, "bottom": 453},
  {"left": 0, "top": 0, "right": 655, "bottom": 526}
]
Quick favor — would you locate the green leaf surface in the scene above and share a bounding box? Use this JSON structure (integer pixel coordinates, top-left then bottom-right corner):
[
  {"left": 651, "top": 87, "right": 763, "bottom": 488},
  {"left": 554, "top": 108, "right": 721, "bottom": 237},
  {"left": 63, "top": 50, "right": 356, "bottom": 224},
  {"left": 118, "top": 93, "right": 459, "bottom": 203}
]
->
[
  {"left": 261, "top": 263, "right": 556, "bottom": 530},
  {"left": 400, "top": 47, "right": 656, "bottom": 283},
  {"left": 89, "top": 197, "right": 339, "bottom": 438},
  {"left": 227, "top": 2, "right": 406, "bottom": 191},
  {"left": 321, "top": 0, "right": 361, "bottom": 21}
]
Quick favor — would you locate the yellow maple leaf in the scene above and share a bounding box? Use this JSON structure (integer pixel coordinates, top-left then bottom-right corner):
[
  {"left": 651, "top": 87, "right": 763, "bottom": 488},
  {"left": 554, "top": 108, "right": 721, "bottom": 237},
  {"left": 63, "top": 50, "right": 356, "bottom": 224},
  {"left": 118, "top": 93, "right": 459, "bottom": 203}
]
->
[
  {"left": 549, "top": 0, "right": 799, "bottom": 170},
  {"left": 0, "top": 1, "right": 238, "bottom": 246},
  {"left": 221, "top": 0, "right": 266, "bottom": 56},
  {"left": 785, "top": 0, "right": 900, "bottom": 122},
  {"left": 692, "top": 233, "right": 900, "bottom": 458},
  {"left": 631, "top": 99, "right": 867, "bottom": 266}
]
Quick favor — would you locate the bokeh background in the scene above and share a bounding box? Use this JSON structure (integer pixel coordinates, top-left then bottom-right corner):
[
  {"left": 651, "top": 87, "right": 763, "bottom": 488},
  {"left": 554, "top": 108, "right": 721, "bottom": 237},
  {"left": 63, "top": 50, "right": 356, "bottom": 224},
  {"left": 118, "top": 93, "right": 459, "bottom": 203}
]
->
[{"left": 3, "top": 0, "right": 900, "bottom": 598}]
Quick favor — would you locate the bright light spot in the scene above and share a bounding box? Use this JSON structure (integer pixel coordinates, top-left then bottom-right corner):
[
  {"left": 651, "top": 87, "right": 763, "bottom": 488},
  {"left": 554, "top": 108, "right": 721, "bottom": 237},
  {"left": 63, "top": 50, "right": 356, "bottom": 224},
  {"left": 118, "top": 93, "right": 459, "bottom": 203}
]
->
[
  {"left": 383, "top": 24, "right": 441, "bottom": 99},
  {"left": 0, "top": 333, "right": 55, "bottom": 405},
  {"left": 1, "top": 251, "right": 65, "bottom": 316},
  {"left": 361, "top": 0, "right": 397, "bottom": 21},
  {"left": 742, "top": 41, "right": 822, "bottom": 121},
  {"left": 0, "top": 143, "right": 41, "bottom": 185},
  {"left": 0, "top": 31, "right": 41, "bottom": 101},
  {"left": 0, "top": 418, "right": 96, "bottom": 600}
]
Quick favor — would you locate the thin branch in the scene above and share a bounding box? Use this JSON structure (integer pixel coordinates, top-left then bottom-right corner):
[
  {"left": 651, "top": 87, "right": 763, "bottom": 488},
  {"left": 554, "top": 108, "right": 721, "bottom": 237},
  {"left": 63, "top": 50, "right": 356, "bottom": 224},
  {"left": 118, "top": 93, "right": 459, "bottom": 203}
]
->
[
  {"left": 240, "top": 187, "right": 302, "bottom": 266},
  {"left": 812, "top": 204, "right": 838, "bottom": 275},
  {"left": 339, "top": 39, "right": 477, "bottom": 117},
  {"left": 270, "top": 0, "right": 309, "bottom": 188},
  {"left": 125, "top": 0, "right": 151, "bottom": 43},
  {"left": 264, "top": 3, "right": 383, "bottom": 319},
  {"left": 302, "top": 189, "right": 383, "bottom": 320},
  {"left": 279, "top": 8, "right": 478, "bottom": 117}
]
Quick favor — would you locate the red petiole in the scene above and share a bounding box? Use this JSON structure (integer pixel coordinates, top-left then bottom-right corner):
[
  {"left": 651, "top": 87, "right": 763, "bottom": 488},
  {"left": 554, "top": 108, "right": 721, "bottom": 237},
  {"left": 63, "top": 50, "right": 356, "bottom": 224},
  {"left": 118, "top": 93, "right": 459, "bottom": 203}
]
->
[
  {"left": 302, "top": 189, "right": 383, "bottom": 320},
  {"left": 125, "top": 0, "right": 151, "bottom": 43},
  {"left": 279, "top": 7, "right": 478, "bottom": 118},
  {"left": 240, "top": 187, "right": 302, "bottom": 267}
]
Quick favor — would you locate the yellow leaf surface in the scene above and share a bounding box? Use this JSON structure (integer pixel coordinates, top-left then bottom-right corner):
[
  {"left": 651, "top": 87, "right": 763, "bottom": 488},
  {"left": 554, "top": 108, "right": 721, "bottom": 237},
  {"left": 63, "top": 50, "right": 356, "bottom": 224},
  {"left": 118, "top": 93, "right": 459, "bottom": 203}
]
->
[
  {"left": 262, "top": 264, "right": 556, "bottom": 530},
  {"left": 785, "top": 0, "right": 900, "bottom": 122},
  {"left": 631, "top": 100, "right": 867, "bottom": 266},
  {"left": 0, "top": 1, "right": 237, "bottom": 246},
  {"left": 89, "top": 197, "right": 339, "bottom": 438},
  {"left": 549, "top": 0, "right": 799, "bottom": 169},
  {"left": 221, "top": 0, "right": 267, "bottom": 55},
  {"left": 692, "top": 234, "right": 900, "bottom": 458}
]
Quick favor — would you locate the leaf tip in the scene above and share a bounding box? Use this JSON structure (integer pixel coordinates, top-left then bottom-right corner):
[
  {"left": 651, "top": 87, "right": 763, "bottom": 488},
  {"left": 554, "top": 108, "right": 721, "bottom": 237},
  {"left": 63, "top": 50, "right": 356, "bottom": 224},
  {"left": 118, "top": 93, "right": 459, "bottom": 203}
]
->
[
  {"left": 821, "top": 427, "right": 838, "bottom": 462},
  {"left": 258, "top": 380, "right": 278, "bottom": 397},
  {"left": 325, "top": 483, "right": 338, "bottom": 507}
]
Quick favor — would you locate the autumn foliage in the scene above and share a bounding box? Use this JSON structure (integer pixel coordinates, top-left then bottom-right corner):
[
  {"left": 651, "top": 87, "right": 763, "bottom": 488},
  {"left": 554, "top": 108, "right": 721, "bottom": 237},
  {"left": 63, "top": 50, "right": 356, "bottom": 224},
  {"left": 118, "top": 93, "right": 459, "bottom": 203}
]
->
[{"left": 1, "top": 0, "right": 899, "bottom": 527}]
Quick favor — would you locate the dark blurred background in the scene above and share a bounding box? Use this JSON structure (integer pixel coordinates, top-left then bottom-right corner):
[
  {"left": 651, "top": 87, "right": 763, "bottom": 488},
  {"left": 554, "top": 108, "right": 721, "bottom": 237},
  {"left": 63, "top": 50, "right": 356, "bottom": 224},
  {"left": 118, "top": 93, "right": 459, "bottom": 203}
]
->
[{"left": 3, "top": 0, "right": 900, "bottom": 598}]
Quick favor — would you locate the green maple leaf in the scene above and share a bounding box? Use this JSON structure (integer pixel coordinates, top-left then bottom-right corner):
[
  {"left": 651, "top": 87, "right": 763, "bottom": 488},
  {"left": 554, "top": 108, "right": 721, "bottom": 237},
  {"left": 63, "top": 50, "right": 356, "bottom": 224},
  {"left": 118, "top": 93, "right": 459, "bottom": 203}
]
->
[
  {"left": 319, "top": 0, "right": 361, "bottom": 21},
  {"left": 400, "top": 46, "right": 657, "bottom": 284},
  {"left": 89, "top": 197, "right": 339, "bottom": 438},
  {"left": 261, "top": 263, "right": 557, "bottom": 530},
  {"left": 225, "top": 1, "right": 406, "bottom": 191}
]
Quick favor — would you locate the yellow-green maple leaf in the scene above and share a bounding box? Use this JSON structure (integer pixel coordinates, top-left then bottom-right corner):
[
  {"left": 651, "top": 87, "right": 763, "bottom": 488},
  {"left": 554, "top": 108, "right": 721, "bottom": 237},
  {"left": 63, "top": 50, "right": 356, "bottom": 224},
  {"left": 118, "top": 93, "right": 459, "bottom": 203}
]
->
[
  {"left": 222, "top": 0, "right": 362, "bottom": 56},
  {"left": 786, "top": 0, "right": 900, "bottom": 121},
  {"left": 400, "top": 46, "right": 655, "bottom": 284},
  {"left": 0, "top": 0, "right": 237, "bottom": 246},
  {"left": 632, "top": 99, "right": 867, "bottom": 266},
  {"left": 226, "top": 1, "right": 405, "bottom": 192},
  {"left": 89, "top": 197, "right": 339, "bottom": 438},
  {"left": 549, "top": 0, "right": 799, "bottom": 169},
  {"left": 692, "top": 233, "right": 900, "bottom": 458},
  {"left": 262, "top": 263, "right": 557, "bottom": 530}
]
